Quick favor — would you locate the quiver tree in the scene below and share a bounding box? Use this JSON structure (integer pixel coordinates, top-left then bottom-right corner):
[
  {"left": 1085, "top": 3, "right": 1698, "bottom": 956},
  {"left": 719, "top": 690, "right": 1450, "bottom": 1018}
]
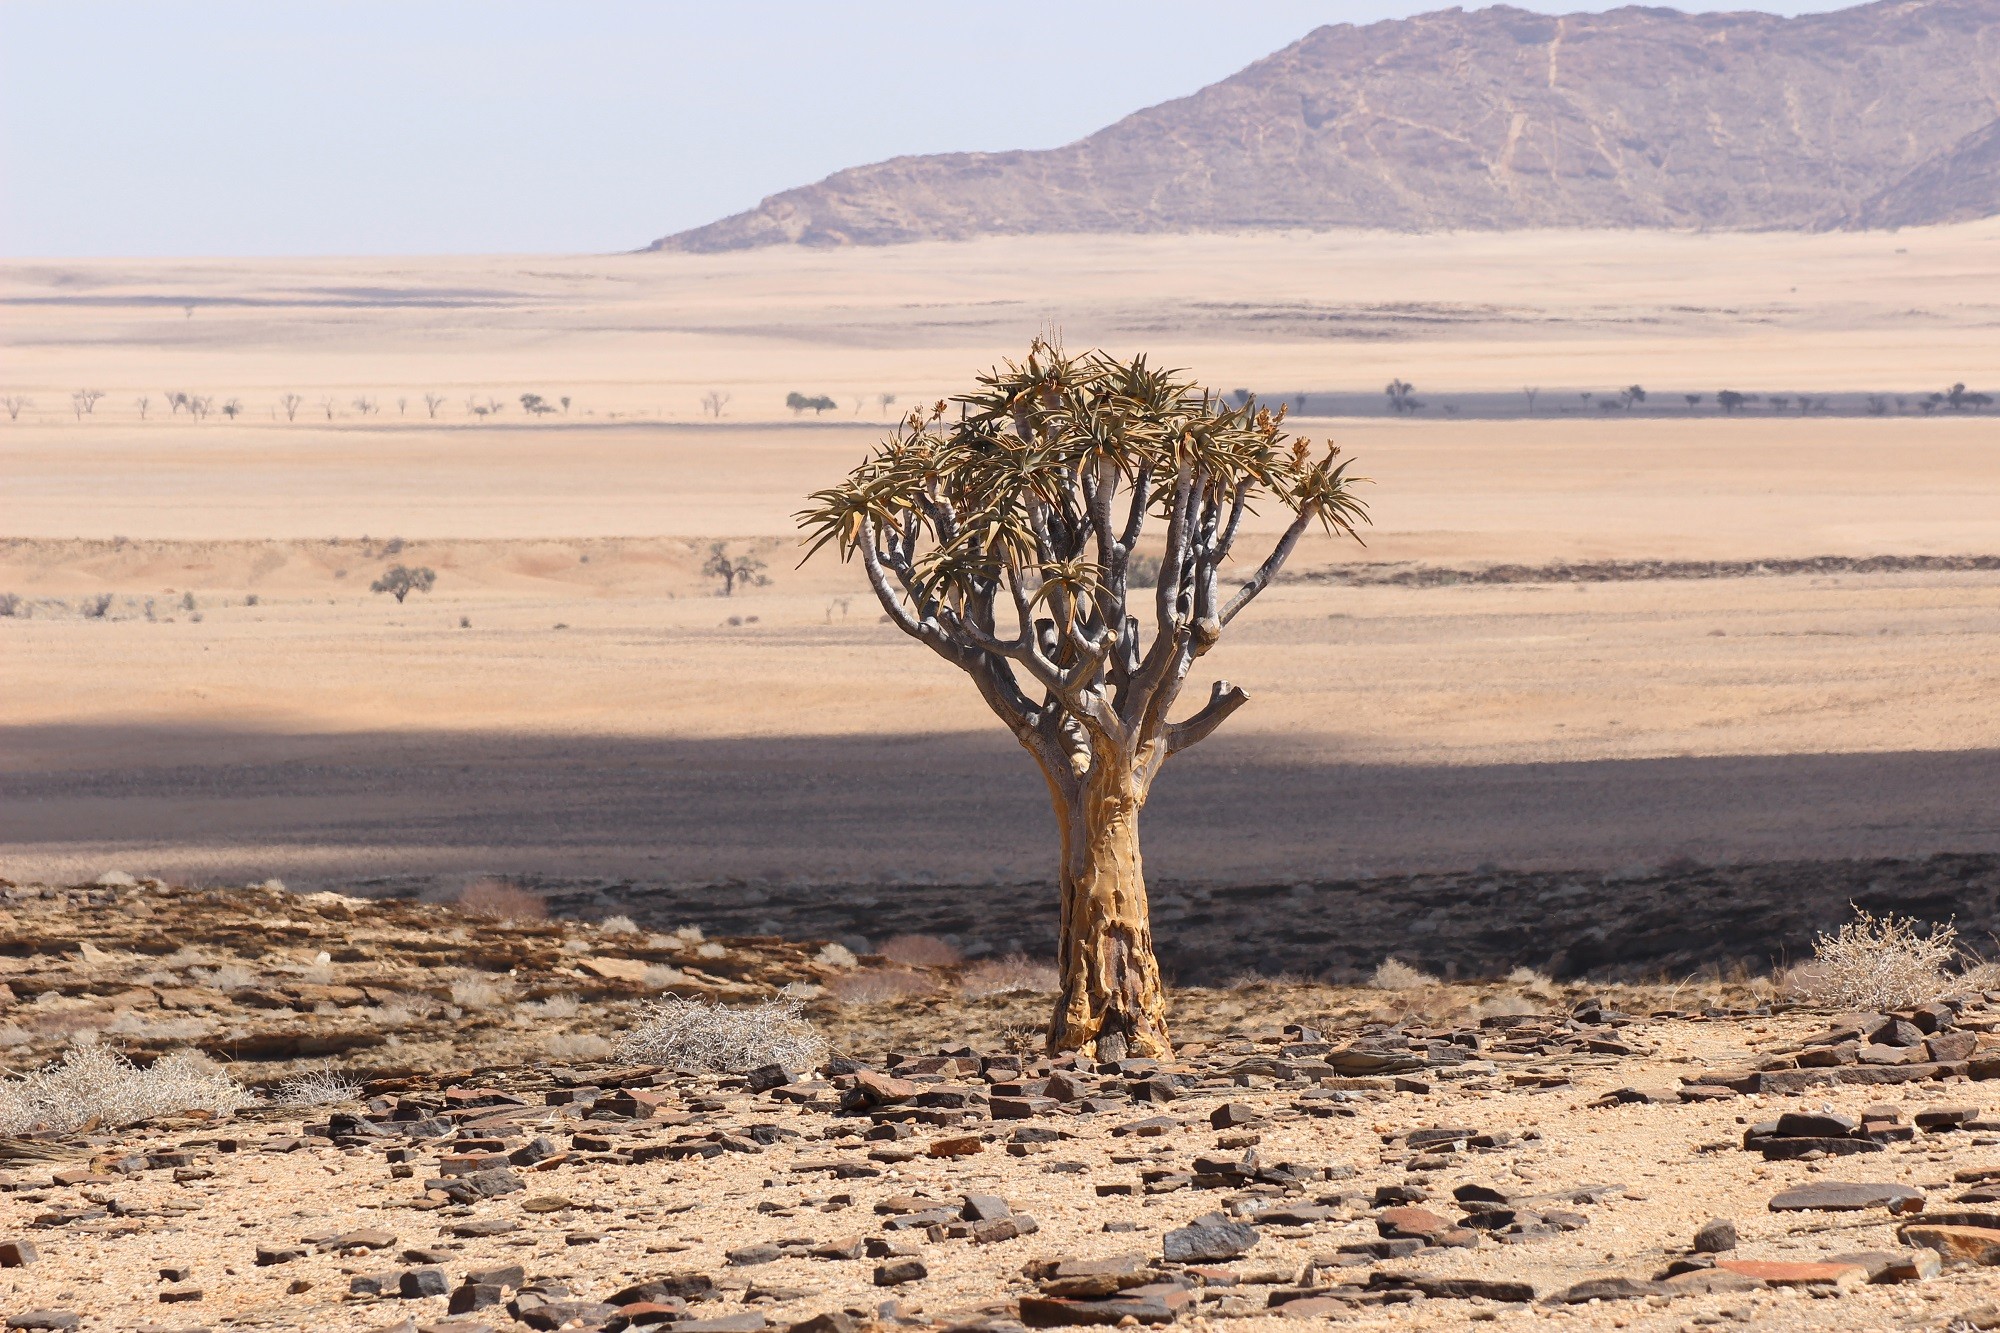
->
[{"left": 799, "top": 342, "right": 1367, "bottom": 1057}]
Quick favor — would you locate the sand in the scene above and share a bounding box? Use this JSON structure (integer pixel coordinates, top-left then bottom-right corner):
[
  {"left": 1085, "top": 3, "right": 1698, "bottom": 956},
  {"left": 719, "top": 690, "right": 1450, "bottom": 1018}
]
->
[{"left": 2, "top": 225, "right": 1998, "bottom": 891}]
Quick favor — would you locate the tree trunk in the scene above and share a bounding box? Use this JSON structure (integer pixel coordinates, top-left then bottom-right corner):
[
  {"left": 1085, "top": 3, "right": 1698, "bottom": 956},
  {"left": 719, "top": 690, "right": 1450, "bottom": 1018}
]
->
[{"left": 1045, "top": 761, "right": 1171, "bottom": 1059}]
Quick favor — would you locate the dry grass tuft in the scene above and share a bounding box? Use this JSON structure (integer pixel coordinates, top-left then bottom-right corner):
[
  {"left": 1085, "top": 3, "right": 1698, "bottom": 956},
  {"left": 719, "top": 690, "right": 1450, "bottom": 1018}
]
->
[
  {"left": 598, "top": 914, "right": 639, "bottom": 935},
  {"left": 1788, "top": 908, "right": 1960, "bottom": 1011},
  {"left": 826, "top": 970, "right": 941, "bottom": 1005},
  {"left": 879, "top": 934, "right": 963, "bottom": 967},
  {"left": 456, "top": 878, "right": 547, "bottom": 922},
  {"left": 960, "top": 955, "right": 1060, "bottom": 999},
  {"left": 545, "top": 1033, "right": 614, "bottom": 1061},
  {"left": 1371, "top": 957, "right": 1438, "bottom": 991},
  {"left": 275, "top": 1064, "right": 362, "bottom": 1108},
  {"left": 813, "top": 942, "right": 859, "bottom": 970},
  {"left": 0, "top": 1042, "right": 250, "bottom": 1135},
  {"left": 614, "top": 995, "right": 828, "bottom": 1073}
]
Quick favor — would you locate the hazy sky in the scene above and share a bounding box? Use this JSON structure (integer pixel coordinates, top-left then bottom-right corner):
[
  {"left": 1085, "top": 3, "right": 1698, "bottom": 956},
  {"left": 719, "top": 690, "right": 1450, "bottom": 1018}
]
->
[{"left": 3, "top": 0, "right": 1869, "bottom": 257}]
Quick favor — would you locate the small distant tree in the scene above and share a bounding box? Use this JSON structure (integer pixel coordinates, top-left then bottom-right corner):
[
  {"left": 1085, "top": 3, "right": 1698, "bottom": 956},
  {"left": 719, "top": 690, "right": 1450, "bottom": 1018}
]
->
[
  {"left": 702, "top": 390, "right": 731, "bottom": 418},
  {"left": 786, "top": 392, "right": 837, "bottom": 416},
  {"left": 799, "top": 342, "right": 1366, "bottom": 1056},
  {"left": 352, "top": 396, "right": 376, "bottom": 416},
  {"left": 1522, "top": 387, "right": 1539, "bottom": 413},
  {"left": 319, "top": 396, "right": 338, "bottom": 421},
  {"left": 279, "top": 393, "right": 303, "bottom": 421},
  {"left": 701, "top": 543, "right": 769, "bottom": 596},
  {"left": 520, "top": 393, "right": 557, "bottom": 416},
  {"left": 877, "top": 392, "right": 897, "bottom": 417},
  {"left": 1620, "top": 385, "right": 1646, "bottom": 408},
  {"left": 466, "top": 396, "right": 490, "bottom": 418},
  {"left": 2, "top": 395, "right": 31, "bottom": 421},
  {"left": 221, "top": 398, "right": 242, "bottom": 420},
  {"left": 186, "top": 395, "right": 212, "bottom": 421},
  {"left": 1866, "top": 395, "right": 1888, "bottom": 416},
  {"left": 165, "top": 391, "right": 187, "bottom": 416},
  {"left": 134, "top": 395, "right": 150, "bottom": 420},
  {"left": 1230, "top": 388, "right": 1252, "bottom": 407},
  {"left": 423, "top": 392, "right": 446, "bottom": 419},
  {"left": 1385, "top": 379, "right": 1421, "bottom": 414},
  {"left": 1683, "top": 393, "right": 1702, "bottom": 410},
  {"left": 370, "top": 565, "right": 436, "bottom": 603},
  {"left": 1769, "top": 395, "right": 1791, "bottom": 412},
  {"left": 1943, "top": 382, "right": 1992, "bottom": 411},
  {"left": 396, "top": 396, "right": 408, "bottom": 416},
  {"left": 71, "top": 389, "right": 105, "bottom": 419},
  {"left": 560, "top": 396, "right": 570, "bottom": 414},
  {"left": 1717, "top": 390, "right": 1746, "bottom": 414}
]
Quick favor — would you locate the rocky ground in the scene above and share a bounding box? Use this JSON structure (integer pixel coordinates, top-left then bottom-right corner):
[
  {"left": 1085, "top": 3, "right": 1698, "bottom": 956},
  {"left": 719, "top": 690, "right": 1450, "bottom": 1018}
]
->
[{"left": 8, "top": 881, "right": 2000, "bottom": 1330}]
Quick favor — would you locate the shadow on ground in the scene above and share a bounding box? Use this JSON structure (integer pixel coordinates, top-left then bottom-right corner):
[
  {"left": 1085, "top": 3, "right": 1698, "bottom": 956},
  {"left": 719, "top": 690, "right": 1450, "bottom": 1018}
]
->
[{"left": 4, "top": 725, "right": 1997, "bottom": 982}]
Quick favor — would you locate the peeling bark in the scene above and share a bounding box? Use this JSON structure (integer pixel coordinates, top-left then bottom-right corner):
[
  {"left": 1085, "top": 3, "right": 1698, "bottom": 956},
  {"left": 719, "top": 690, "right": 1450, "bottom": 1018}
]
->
[{"left": 1041, "top": 754, "right": 1170, "bottom": 1058}]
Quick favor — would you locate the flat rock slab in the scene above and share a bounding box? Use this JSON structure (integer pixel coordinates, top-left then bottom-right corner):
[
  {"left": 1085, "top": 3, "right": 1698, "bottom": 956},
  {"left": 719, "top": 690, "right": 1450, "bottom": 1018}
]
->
[
  {"left": 1768, "top": 1182, "right": 1925, "bottom": 1213},
  {"left": 1899, "top": 1224, "right": 2000, "bottom": 1265},
  {"left": 1716, "top": 1259, "right": 1869, "bottom": 1287}
]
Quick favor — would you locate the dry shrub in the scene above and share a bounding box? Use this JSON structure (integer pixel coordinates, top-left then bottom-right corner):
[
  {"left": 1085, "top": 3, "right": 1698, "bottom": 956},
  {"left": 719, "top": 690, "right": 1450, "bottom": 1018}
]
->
[
  {"left": 0, "top": 1042, "right": 249, "bottom": 1135},
  {"left": 614, "top": 995, "right": 827, "bottom": 1073},
  {"left": 599, "top": 914, "right": 639, "bottom": 935},
  {"left": 522, "top": 993, "right": 580, "bottom": 1020},
  {"left": 826, "top": 969, "right": 940, "bottom": 1005},
  {"left": 961, "top": 955, "right": 1060, "bottom": 999},
  {"left": 276, "top": 1064, "right": 361, "bottom": 1108},
  {"left": 544, "top": 1033, "right": 613, "bottom": 1061},
  {"left": 814, "top": 942, "right": 859, "bottom": 970},
  {"left": 1371, "top": 958, "right": 1437, "bottom": 991},
  {"left": 879, "top": 934, "right": 963, "bottom": 967},
  {"left": 449, "top": 976, "right": 512, "bottom": 1010},
  {"left": 456, "top": 878, "right": 547, "bottom": 922},
  {"left": 1789, "top": 909, "right": 1959, "bottom": 1011}
]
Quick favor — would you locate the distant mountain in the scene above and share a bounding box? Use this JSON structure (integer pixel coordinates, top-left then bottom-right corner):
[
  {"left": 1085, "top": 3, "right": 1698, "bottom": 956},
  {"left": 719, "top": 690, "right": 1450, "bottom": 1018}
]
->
[{"left": 653, "top": 0, "right": 2000, "bottom": 251}]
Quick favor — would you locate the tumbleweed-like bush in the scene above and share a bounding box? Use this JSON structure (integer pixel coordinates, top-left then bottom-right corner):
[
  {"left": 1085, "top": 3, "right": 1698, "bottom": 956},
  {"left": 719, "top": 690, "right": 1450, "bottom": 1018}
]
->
[
  {"left": 275, "top": 1064, "right": 362, "bottom": 1108},
  {"left": 1371, "top": 957, "right": 1438, "bottom": 991},
  {"left": 614, "top": 995, "right": 828, "bottom": 1073},
  {"left": 0, "top": 1042, "right": 250, "bottom": 1135},
  {"left": 1789, "top": 908, "right": 1959, "bottom": 1011},
  {"left": 960, "top": 955, "right": 1061, "bottom": 999}
]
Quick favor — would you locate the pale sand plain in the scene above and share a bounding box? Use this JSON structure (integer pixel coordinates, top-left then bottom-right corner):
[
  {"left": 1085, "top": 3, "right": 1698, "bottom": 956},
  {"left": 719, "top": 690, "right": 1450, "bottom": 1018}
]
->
[{"left": 2, "top": 225, "right": 1998, "bottom": 891}]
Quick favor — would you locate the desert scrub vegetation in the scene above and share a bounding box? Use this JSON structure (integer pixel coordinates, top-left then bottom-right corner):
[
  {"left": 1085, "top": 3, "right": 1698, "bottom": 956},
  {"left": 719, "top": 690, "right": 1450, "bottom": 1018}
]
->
[
  {"left": 0, "top": 1043, "right": 249, "bottom": 1134},
  {"left": 275, "top": 1064, "right": 362, "bottom": 1108},
  {"left": 1788, "top": 908, "right": 1962, "bottom": 1010},
  {"left": 878, "top": 934, "right": 963, "bottom": 967},
  {"left": 614, "top": 995, "right": 827, "bottom": 1073},
  {"left": 1371, "top": 957, "right": 1439, "bottom": 991},
  {"left": 456, "top": 878, "right": 546, "bottom": 922},
  {"left": 960, "top": 955, "right": 1061, "bottom": 999},
  {"left": 826, "top": 969, "right": 941, "bottom": 1005}
]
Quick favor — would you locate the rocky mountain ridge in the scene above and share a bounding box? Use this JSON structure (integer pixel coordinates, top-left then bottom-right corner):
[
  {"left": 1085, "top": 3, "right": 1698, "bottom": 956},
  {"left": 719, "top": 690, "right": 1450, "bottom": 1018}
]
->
[{"left": 654, "top": 0, "right": 2000, "bottom": 251}]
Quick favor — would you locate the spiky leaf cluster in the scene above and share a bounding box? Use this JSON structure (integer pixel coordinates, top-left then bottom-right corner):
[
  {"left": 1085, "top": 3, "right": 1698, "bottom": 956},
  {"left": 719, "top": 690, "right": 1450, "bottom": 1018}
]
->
[{"left": 799, "top": 342, "right": 1366, "bottom": 788}]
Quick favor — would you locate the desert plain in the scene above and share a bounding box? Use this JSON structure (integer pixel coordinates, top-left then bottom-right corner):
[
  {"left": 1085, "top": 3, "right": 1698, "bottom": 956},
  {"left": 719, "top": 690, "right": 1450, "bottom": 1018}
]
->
[{"left": 2, "top": 222, "right": 2000, "bottom": 1332}]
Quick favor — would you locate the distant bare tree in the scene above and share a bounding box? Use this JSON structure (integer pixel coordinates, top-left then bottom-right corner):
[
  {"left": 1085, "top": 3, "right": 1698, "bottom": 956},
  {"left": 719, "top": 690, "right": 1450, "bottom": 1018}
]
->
[
  {"left": 467, "top": 396, "right": 491, "bottom": 419},
  {"left": 185, "top": 395, "right": 213, "bottom": 421},
  {"left": 135, "top": 396, "right": 151, "bottom": 420},
  {"left": 319, "top": 396, "right": 338, "bottom": 421},
  {"left": 877, "top": 392, "right": 897, "bottom": 417},
  {"left": 1385, "top": 379, "right": 1421, "bottom": 414},
  {"left": 279, "top": 393, "right": 303, "bottom": 421},
  {"left": 221, "top": 398, "right": 243, "bottom": 420},
  {"left": 423, "top": 392, "right": 446, "bottom": 419},
  {"left": 165, "top": 390, "right": 186, "bottom": 416},
  {"left": 351, "top": 396, "right": 377, "bottom": 416},
  {"left": 701, "top": 543, "right": 769, "bottom": 597},
  {"left": 1, "top": 396, "right": 30, "bottom": 421},
  {"left": 701, "top": 390, "right": 731, "bottom": 418},
  {"left": 1522, "top": 386, "right": 1539, "bottom": 413},
  {"left": 370, "top": 564, "right": 436, "bottom": 603},
  {"left": 71, "top": 389, "right": 105, "bottom": 419},
  {"left": 396, "top": 396, "right": 408, "bottom": 416},
  {"left": 1683, "top": 393, "right": 1702, "bottom": 410},
  {"left": 1620, "top": 385, "right": 1647, "bottom": 408},
  {"left": 520, "top": 393, "right": 557, "bottom": 416}
]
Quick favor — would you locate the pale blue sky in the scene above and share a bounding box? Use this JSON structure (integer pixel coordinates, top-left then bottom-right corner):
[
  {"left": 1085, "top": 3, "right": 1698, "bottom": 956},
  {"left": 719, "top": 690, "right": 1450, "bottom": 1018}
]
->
[{"left": 1, "top": 0, "right": 1867, "bottom": 257}]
